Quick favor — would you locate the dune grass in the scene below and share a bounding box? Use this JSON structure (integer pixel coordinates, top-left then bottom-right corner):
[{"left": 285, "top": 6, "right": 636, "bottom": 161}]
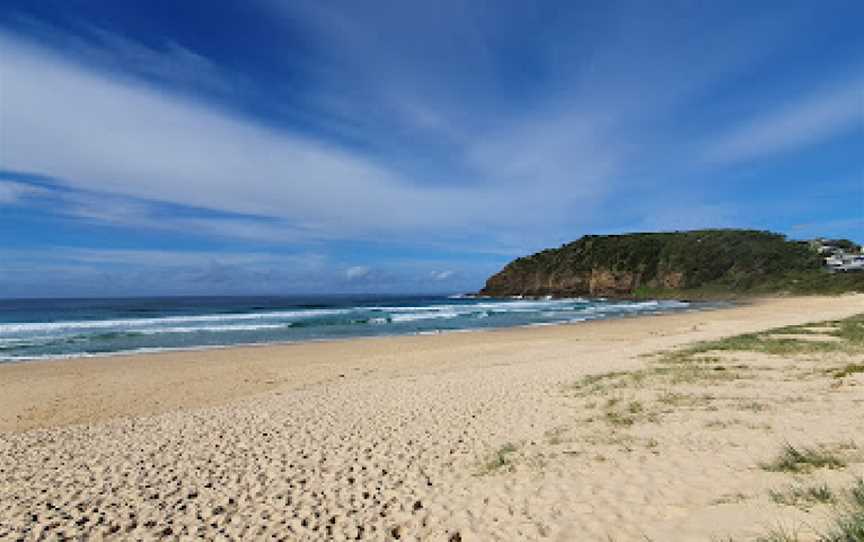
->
[
  {"left": 603, "top": 399, "right": 649, "bottom": 426},
  {"left": 478, "top": 443, "right": 519, "bottom": 475},
  {"left": 834, "top": 364, "right": 864, "bottom": 379},
  {"left": 754, "top": 528, "right": 801, "bottom": 542},
  {"left": 566, "top": 313, "right": 864, "bottom": 395},
  {"left": 761, "top": 444, "right": 846, "bottom": 474},
  {"left": 564, "top": 315, "right": 864, "bottom": 540},
  {"left": 662, "top": 313, "right": 864, "bottom": 364},
  {"left": 769, "top": 483, "right": 835, "bottom": 508},
  {"left": 821, "top": 479, "right": 864, "bottom": 542},
  {"left": 745, "top": 479, "right": 864, "bottom": 542}
]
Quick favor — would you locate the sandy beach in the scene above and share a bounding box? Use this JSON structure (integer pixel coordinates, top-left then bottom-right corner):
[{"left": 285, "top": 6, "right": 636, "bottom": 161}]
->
[{"left": 1, "top": 294, "right": 863, "bottom": 541}]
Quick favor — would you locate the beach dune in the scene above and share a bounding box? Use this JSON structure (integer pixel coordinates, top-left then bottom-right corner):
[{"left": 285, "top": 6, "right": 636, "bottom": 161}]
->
[{"left": 1, "top": 295, "right": 863, "bottom": 541}]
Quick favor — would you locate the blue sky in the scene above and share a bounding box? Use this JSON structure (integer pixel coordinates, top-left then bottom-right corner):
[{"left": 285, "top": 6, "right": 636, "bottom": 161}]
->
[{"left": 0, "top": 0, "right": 862, "bottom": 297}]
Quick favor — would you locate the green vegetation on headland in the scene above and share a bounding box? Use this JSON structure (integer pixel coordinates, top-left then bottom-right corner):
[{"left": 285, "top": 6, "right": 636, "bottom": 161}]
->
[
  {"left": 631, "top": 270, "right": 864, "bottom": 300},
  {"left": 479, "top": 229, "right": 864, "bottom": 299}
]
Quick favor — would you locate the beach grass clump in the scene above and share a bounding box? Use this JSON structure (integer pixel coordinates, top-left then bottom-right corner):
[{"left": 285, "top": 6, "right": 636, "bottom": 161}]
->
[
  {"left": 852, "top": 479, "right": 864, "bottom": 508},
  {"left": 478, "top": 443, "right": 519, "bottom": 475},
  {"left": 819, "top": 479, "right": 864, "bottom": 542},
  {"left": 567, "top": 370, "right": 646, "bottom": 396},
  {"left": 568, "top": 371, "right": 628, "bottom": 393},
  {"left": 833, "top": 364, "right": 864, "bottom": 379},
  {"left": 736, "top": 400, "right": 770, "bottom": 413},
  {"left": 769, "top": 483, "right": 835, "bottom": 508},
  {"left": 704, "top": 418, "right": 743, "bottom": 429},
  {"left": 604, "top": 408, "right": 635, "bottom": 427},
  {"left": 656, "top": 391, "right": 707, "bottom": 407},
  {"left": 602, "top": 398, "right": 657, "bottom": 427},
  {"left": 823, "top": 515, "right": 864, "bottom": 542},
  {"left": 761, "top": 444, "right": 846, "bottom": 474},
  {"left": 833, "top": 314, "right": 864, "bottom": 345},
  {"left": 755, "top": 528, "right": 801, "bottom": 542},
  {"left": 650, "top": 362, "right": 745, "bottom": 386},
  {"left": 711, "top": 492, "right": 748, "bottom": 505},
  {"left": 769, "top": 324, "right": 822, "bottom": 335}
]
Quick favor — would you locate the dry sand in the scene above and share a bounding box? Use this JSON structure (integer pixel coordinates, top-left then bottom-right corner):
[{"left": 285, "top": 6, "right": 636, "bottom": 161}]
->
[{"left": 1, "top": 295, "right": 863, "bottom": 541}]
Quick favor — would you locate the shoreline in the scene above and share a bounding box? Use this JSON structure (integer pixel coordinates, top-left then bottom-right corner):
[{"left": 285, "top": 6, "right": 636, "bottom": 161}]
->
[{"left": 0, "top": 298, "right": 725, "bottom": 365}]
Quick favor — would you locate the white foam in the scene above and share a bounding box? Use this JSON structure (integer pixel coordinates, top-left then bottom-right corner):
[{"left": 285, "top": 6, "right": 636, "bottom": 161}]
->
[
  {"left": 367, "top": 305, "right": 448, "bottom": 312},
  {"left": 0, "top": 309, "right": 350, "bottom": 335},
  {"left": 136, "top": 323, "right": 291, "bottom": 334},
  {"left": 368, "top": 317, "right": 390, "bottom": 325},
  {"left": 389, "top": 311, "right": 461, "bottom": 323}
]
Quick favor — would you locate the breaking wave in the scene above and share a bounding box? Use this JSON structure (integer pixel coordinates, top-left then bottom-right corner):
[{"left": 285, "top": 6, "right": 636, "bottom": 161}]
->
[{"left": 0, "top": 296, "right": 708, "bottom": 361}]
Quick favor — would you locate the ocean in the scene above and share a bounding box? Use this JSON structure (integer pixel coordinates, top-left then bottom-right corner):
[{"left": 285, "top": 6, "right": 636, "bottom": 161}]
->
[{"left": 0, "top": 295, "right": 709, "bottom": 362}]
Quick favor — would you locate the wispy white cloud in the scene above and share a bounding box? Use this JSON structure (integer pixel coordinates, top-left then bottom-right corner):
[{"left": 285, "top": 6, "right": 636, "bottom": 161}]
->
[
  {"left": 345, "top": 266, "right": 371, "bottom": 280},
  {"left": 0, "top": 180, "right": 47, "bottom": 204},
  {"left": 703, "top": 75, "right": 864, "bottom": 165},
  {"left": 7, "top": 16, "right": 236, "bottom": 95},
  {"left": 0, "top": 25, "right": 639, "bottom": 247},
  {"left": 0, "top": 179, "right": 327, "bottom": 243},
  {"left": 429, "top": 270, "right": 454, "bottom": 281},
  {"left": 57, "top": 248, "right": 324, "bottom": 268},
  {"left": 0, "top": 32, "right": 465, "bottom": 235},
  {"left": 64, "top": 200, "right": 325, "bottom": 244}
]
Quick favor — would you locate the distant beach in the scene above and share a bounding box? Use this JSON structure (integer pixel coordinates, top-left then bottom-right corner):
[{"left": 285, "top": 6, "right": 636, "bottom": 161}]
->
[{"left": 1, "top": 294, "right": 862, "bottom": 540}]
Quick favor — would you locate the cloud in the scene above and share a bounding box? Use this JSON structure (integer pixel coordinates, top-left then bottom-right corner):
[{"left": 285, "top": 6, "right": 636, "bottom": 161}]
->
[
  {"left": 0, "top": 24, "right": 628, "bottom": 248},
  {"left": 0, "top": 21, "right": 636, "bottom": 245},
  {"left": 703, "top": 75, "right": 864, "bottom": 165},
  {"left": 7, "top": 16, "right": 236, "bottom": 96},
  {"left": 0, "top": 178, "right": 330, "bottom": 243},
  {"left": 1, "top": 26, "right": 610, "bottom": 247},
  {"left": 0, "top": 31, "right": 480, "bottom": 238},
  {"left": 429, "top": 270, "right": 454, "bottom": 281},
  {"left": 345, "top": 266, "right": 371, "bottom": 280},
  {"left": 0, "top": 180, "right": 46, "bottom": 204}
]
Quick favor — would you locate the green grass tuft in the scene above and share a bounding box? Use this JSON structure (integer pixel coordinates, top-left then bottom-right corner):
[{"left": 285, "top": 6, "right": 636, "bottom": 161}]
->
[
  {"left": 769, "top": 483, "right": 835, "bottom": 508},
  {"left": 660, "top": 313, "right": 864, "bottom": 365},
  {"left": 755, "top": 527, "right": 801, "bottom": 542},
  {"left": 761, "top": 444, "right": 846, "bottom": 473},
  {"left": 851, "top": 479, "right": 864, "bottom": 508},
  {"left": 478, "top": 443, "right": 519, "bottom": 475},
  {"left": 834, "top": 364, "right": 864, "bottom": 379},
  {"left": 753, "top": 479, "right": 864, "bottom": 541},
  {"left": 819, "top": 479, "right": 864, "bottom": 542}
]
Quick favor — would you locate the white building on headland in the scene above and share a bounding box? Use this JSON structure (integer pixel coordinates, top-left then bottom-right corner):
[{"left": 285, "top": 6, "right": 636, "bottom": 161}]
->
[
  {"left": 812, "top": 238, "right": 864, "bottom": 272},
  {"left": 828, "top": 254, "right": 864, "bottom": 272}
]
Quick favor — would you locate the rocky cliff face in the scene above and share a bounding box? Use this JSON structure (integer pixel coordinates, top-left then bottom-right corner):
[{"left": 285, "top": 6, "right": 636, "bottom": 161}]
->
[{"left": 479, "top": 230, "right": 820, "bottom": 298}]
